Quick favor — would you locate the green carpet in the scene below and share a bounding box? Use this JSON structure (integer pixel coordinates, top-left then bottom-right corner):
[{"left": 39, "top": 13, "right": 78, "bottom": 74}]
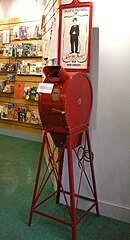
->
[{"left": 0, "top": 134, "right": 130, "bottom": 240}]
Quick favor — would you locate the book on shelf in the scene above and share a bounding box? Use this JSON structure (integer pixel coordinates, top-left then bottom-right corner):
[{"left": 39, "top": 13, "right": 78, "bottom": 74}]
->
[
  {"left": 0, "top": 80, "right": 6, "bottom": 92},
  {"left": 19, "top": 26, "right": 27, "bottom": 39},
  {"left": 36, "top": 24, "right": 42, "bottom": 38},
  {"left": 30, "top": 87, "right": 38, "bottom": 100},
  {"left": 36, "top": 62, "right": 42, "bottom": 75},
  {"left": 16, "top": 60, "right": 27, "bottom": 74},
  {"left": 26, "top": 110, "right": 32, "bottom": 123},
  {"left": 0, "top": 103, "right": 14, "bottom": 120},
  {"left": 3, "top": 44, "right": 10, "bottom": 57},
  {"left": 6, "top": 73, "right": 15, "bottom": 82},
  {"left": 0, "top": 103, "right": 8, "bottom": 119},
  {"left": 30, "top": 44, "right": 37, "bottom": 56},
  {"left": 0, "top": 105, "right": 3, "bottom": 118},
  {"left": 3, "top": 83, "right": 14, "bottom": 93},
  {"left": 2, "top": 30, "right": 10, "bottom": 44},
  {"left": 12, "top": 26, "right": 20, "bottom": 39},
  {"left": 31, "top": 110, "right": 40, "bottom": 124},
  {"left": 17, "top": 43, "right": 23, "bottom": 57},
  {"left": 16, "top": 60, "right": 23, "bottom": 74},
  {"left": 36, "top": 44, "right": 42, "bottom": 56},
  {"left": 14, "top": 81, "right": 24, "bottom": 99},
  {"left": 18, "top": 106, "right": 27, "bottom": 122},
  {"left": 30, "top": 61, "right": 36, "bottom": 75},
  {"left": 0, "top": 31, "right": 3, "bottom": 43},
  {"left": 21, "top": 43, "right": 31, "bottom": 57},
  {"left": 7, "top": 103, "right": 14, "bottom": 120},
  {"left": 23, "top": 86, "right": 31, "bottom": 100},
  {"left": 3, "top": 44, "right": 17, "bottom": 58},
  {"left": 27, "top": 24, "right": 37, "bottom": 39},
  {"left": 21, "top": 60, "right": 30, "bottom": 74},
  {"left": 12, "top": 104, "right": 18, "bottom": 121}
]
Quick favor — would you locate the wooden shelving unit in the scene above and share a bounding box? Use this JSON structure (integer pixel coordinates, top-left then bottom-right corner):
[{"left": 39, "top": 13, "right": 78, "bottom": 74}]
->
[{"left": 0, "top": 17, "right": 43, "bottom": 135}]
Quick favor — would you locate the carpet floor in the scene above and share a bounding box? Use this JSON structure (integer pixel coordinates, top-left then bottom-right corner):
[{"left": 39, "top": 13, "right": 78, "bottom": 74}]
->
[{"left": 0, "top": 134, "right": 130, "bottom": 240}]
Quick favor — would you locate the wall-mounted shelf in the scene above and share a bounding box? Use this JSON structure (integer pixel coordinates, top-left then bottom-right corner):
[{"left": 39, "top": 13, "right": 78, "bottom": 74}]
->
[{"left": 0, "top": 17, "right": 43, "bottom": 134}]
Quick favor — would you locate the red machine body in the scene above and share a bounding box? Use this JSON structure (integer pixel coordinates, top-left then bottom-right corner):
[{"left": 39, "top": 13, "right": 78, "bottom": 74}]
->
[{"left": 38, "top": 66, "right": 93, "bottom": 146}]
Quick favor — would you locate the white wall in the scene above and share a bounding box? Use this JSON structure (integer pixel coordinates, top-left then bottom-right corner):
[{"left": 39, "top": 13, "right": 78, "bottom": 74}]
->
[
  {"left": 90, "top": 0, "right": 130, "bottom": 222},
  {"left": 60, "top": 0, "right": 130, "bottom": 223},
  {"left": 0, "top": 0, "right": 44, "bottom": 20}
]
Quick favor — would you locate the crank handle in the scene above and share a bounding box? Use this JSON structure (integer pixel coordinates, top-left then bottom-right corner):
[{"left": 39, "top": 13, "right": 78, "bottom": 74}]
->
[{"left": 51, "top": 108, "right": 65, "bottom": 115}]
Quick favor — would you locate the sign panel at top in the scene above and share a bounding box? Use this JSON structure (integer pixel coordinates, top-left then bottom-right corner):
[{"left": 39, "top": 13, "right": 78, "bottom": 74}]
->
[{"left": 58, "top": 1, "right": 93, "bottom": 72}]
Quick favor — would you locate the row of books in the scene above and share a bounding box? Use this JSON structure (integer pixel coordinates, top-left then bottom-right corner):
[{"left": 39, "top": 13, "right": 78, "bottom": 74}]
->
[
  {"left": 16, "top": 60, "right": 42, "bottom": 75},
  {"left": 0, "top": 60, "right": 42, "bottom": 75},
  {"left": 2, "top": 43, "right": 42, "bottom": 58},
  {"left": 13, "top": 24, "right": 42, "bottom": 40},
  {"left": 0, "top": 63, "right": 15, "bottom": 72},
  {"left": 0, "top": 103, "right": 41, "bottom": 125},
  {"left": 0, "top": 80, "right": 38, "bottom": 101},
  {"left": 0, "top": 24, "right": 42, "bottom": 44},
  {"left": 0, "top": 79, "right": 39, "bottom": 101}
]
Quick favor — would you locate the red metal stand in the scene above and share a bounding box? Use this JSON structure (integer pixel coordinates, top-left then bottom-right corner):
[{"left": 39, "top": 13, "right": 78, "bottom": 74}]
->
[{"left": 28, "top": 126, "right": 99, "bottom": 240}]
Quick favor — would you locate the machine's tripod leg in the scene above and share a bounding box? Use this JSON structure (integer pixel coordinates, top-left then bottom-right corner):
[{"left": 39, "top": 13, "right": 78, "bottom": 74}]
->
[
  {"left": 86, "top": 129, "right": 99, "bottom": 216},
  {"left": 56, "top": 149, "right": 64, "bottom": 204},
  {"left": 67, "top": 135, "right": 77, "bottom": 240},
  {"left": 28, "top": 131, "right": 47, "bottom": 226}
]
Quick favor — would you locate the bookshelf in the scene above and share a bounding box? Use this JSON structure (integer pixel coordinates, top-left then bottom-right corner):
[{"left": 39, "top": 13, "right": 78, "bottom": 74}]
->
[{"left": 0, "top": 17, "right": 43, "bottom": 135}]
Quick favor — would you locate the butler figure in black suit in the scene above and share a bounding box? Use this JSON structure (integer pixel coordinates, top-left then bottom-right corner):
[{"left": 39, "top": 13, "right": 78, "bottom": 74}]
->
[{"left": 69, "top": 18, "right": 79, "bottom": 54}]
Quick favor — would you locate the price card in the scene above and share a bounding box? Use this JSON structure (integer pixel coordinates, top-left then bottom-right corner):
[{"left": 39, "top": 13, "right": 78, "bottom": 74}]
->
[{"left": 37, "top": 83, "right": 54, "bottom": 94}]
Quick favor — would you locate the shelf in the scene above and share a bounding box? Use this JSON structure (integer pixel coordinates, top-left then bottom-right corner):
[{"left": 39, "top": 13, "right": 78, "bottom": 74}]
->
[
  {"left": 0, "top": 72, "right": 42, "bottom": 76},
  {"left": 0, "top": 71, "right": 16, "bottom": 74},
  {"left": 0, "top": 56, "right": 42, "bottom": 59},
  {"left": 16, "top": 56, "right": 42, "bottom": 58},
  {"left": 0, "top": 118, "right": 42, "bottom": 128},
  {"left": 11, "top": 37, "right": 42, "bottom": 41},
  {"left": 0, "top": 17, "right": 43, "bottom": 135},
  {"left": 0, "top": 92, "right": 14, "bottom": 95},
  {"left": 17, "top": 74, "right": 42, "bottom": 76}
]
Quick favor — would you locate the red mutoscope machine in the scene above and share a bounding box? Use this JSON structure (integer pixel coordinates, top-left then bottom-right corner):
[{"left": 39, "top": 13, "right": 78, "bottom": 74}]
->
[
  {"left": 28, "top": 1, "right": 99, "bottom": 240},
  {"left": 28, "top": 66, "right": 99, "bottom": 239}
]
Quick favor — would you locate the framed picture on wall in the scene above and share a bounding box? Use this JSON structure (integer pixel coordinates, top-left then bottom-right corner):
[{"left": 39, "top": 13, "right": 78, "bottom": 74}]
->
[{"left": 58, "top": 1, "right": 93, "bottom": 72}]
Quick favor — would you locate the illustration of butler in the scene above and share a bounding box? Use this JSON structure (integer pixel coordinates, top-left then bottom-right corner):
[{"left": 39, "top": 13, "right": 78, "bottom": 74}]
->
[{"left": 69, "top": 18, "right": 79, "bottom": 54}]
